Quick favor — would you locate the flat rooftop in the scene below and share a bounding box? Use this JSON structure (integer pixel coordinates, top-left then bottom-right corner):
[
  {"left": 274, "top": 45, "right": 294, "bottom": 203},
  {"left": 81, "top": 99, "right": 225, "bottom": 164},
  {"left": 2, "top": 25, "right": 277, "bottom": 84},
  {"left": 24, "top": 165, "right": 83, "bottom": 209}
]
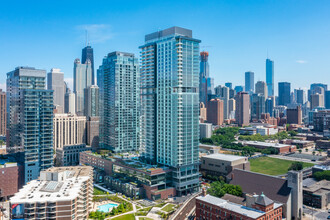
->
[
  {"left": 242, "top": 141, "right": 291, "bottom": 149},
  {"left": 10, "top": 166, "right": 92, "bottom": 204},
  {"left": 197, "top": 194, "right": 281, "bottom": 219},
  {"left": 202, "top": 153, "right": 247, "bottom": 162},
  {"left": 303, "top": 180, "right": 330, "bottom": 195}
]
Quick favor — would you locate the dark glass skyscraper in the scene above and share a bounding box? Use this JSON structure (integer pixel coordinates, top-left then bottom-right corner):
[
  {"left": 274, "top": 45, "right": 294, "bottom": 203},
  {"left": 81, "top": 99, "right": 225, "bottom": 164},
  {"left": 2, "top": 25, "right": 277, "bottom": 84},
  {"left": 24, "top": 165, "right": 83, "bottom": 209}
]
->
[
  {"left": 278, "top": 82, "right": 291, "bottom": 106},
  {"left": 266, "top": 59, "right": 274, "bottom": 97},
  {"left": 82, "top": 45, "right": 95, "bottom": 84},
  {"left": 245, "top": 71, "right": 254, "bottom": 94},
  {"left": 225, "top": 82, "right": 233, "bottom": 89},
  {"left": 199, "top": 51, "right": 214, "bottom": 104}
]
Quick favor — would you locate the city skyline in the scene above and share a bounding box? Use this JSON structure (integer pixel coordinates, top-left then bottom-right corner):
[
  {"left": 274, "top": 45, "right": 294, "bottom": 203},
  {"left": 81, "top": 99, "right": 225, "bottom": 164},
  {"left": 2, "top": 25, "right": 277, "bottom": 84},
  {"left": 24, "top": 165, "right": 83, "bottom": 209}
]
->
[{"left": 1, "top": 0, "right": 330, "bottom": 92}]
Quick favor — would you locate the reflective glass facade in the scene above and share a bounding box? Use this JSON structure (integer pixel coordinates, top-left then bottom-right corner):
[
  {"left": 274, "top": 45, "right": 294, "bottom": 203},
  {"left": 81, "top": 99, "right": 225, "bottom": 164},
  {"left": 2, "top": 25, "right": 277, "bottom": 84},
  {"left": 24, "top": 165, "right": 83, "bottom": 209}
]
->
[
  {"left": 73, "top": 58, "right": 92, "bottom": 115},
  {"left": 6, "top": 67, "right": 54, "bottom": 183},
  {"left": 97, "top": 52, "right": 140, "bottom": 153},
  {"left": 140, "top": 27, "right": 200, "bottom": 195},
  {"left": 266, "top": 58, "right": 274, "bottom": 97}
]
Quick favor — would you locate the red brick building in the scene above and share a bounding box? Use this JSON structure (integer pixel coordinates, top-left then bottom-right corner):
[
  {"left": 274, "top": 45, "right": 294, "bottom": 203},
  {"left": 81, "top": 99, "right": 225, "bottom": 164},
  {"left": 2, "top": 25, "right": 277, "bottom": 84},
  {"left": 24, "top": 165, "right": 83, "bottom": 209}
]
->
[
  {"left": 207, "top": 99, "right": 224, "bottom": 126},
  {"left": 0, "top": 159, "right": 23, "bottom": 201},
  {"left": 196, "top": 193, "right": 282, "bottom": 220}
]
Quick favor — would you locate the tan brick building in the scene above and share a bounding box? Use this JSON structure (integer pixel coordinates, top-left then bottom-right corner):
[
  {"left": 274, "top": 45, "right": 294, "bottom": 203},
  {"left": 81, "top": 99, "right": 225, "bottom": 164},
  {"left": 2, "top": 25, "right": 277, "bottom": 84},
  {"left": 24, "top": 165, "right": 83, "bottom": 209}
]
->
[{"left": 10, "top": 166, "right": 93, "bottom": 220}]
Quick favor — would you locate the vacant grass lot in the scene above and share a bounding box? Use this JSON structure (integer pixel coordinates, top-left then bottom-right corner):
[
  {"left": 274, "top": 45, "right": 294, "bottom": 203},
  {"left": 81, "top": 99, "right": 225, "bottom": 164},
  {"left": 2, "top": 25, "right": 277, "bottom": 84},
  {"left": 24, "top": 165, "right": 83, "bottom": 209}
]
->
[{"left": 250, "top": 157, "right": 313, "bottom": 176}]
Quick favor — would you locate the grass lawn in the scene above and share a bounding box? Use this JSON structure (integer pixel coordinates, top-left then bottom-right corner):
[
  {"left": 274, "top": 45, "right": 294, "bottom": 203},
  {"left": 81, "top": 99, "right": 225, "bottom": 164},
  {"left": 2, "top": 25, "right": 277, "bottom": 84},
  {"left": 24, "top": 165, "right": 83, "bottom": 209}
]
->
[
  {"left": 93, "top": 187, "right": 107, "bottom": 195},
  {"left": 161, "top": 204, "right": 176, "bottom": 212},
  {"left": 250, "top": 157, "right": 313, "bottom": 176},
  {"left": 111, "top": 213, "right": 135, "bottom": 220}
]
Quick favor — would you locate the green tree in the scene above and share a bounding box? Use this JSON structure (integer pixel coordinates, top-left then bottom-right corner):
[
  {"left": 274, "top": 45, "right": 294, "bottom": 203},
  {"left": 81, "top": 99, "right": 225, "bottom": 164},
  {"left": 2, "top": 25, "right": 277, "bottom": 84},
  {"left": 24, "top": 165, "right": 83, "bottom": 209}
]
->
[
  {"left": 288, "top": 162, "right": 304, "bottom": 171},
  {"left": 314, "top": 171, "right": 330, "bottom": 181}
]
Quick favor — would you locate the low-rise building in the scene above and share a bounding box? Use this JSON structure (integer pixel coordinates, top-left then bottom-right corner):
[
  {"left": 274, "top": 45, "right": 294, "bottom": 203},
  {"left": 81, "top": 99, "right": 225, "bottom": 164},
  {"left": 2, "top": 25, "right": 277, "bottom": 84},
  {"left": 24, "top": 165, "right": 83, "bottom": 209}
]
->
[
  {"left": 80, "top": 151, "right": 176, "bottom": 200},
  {"left": 281, "top": 139, "right": 314, "bottom": 149},
  {"left": 10, "top": 166, "right": 93, "bottom": 220},
  {"left": 200, "top": 123, "right": 212, "bottom": 139},
  {"left": 196, "top": 192, "right": 283, "bottom": 220},
  {"left": 316, "top": 140, "right": 330, "bottom": 151},
  {"left": 199, "top": 144, "right": 221, "bottom": 155},
  {"left": 303, "top": 178, "right": 330, "bottom": 209},
  {"left": 240, "top": 141, "right": 296, "bottom": 153},
  {"left": 56, "top": 144, "right": 91, "bottom": 166},
  {"left": 239, "top": 127, "right": 257, "bottom": 135},
  {"left": 201, "top": 154, "right": 250, "bottom": 177},
  {"left": 313, "top": 110, "right": 330, "bottom": 132},
  {"left": 227, "top": 169, "right": 303, "bottom": 219},
  {"left": 79, "top": 151, "right": 113, "bottom": 182}
]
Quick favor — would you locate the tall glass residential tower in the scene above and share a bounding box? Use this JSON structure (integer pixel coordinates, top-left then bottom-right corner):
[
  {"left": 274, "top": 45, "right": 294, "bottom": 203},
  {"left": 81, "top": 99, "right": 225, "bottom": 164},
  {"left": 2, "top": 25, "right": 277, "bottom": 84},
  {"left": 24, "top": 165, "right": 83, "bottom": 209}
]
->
[
  {"left": 7, "top": 67, "right": 54, "bottom": 183},
  {"left": 97, "top": 52, "right": 140, "bottom": 152},
  {"left": 266, "top": 58, "right": 274, "bottom": 97},
  {"left": 140, "top": 27, "right": 200, "bottom": 195}
]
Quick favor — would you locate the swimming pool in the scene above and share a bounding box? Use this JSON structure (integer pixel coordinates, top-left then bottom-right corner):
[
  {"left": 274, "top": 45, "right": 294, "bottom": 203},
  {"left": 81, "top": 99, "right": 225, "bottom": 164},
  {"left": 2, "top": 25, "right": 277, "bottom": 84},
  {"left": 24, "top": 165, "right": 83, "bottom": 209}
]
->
[{"left": 97, "top": 203, "right": 118, "bottom": 212}]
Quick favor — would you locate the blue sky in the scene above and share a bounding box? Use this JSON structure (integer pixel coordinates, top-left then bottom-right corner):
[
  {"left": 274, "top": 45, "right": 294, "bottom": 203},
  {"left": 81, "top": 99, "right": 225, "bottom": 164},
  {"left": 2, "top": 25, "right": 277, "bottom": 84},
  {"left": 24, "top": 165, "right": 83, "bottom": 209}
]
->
[{"left": 1, "top": 0, "right": 330, "bottom": 93}]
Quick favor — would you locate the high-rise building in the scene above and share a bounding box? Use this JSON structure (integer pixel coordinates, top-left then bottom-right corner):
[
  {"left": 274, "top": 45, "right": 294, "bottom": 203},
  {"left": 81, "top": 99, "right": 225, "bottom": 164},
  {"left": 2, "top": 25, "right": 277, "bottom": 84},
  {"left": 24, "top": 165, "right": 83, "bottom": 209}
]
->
[
  {"left": 73, "top": 58, "right": 92, "bottom": 116},
  {"left": 309, "top": 83, "right": 327, "bottom": 102},
  {"left": 229, "top": 88, "right": 235, "bottom": 99},
  {"left": 278, "top": 82, "right": 291, "bottom": 106},
  {"left": 225, "top": 82, "right": 232, "bottom": 89},
  {"left": 7, "top": 67, "right": 54, "bottom": 183},
  {"left": 234, "top": 85, "right": 244, "bottom": 94},
  {"left": 87, "top": 116, "right": 99, "bottom": 150},
  {"left": 310, "top": 93, "right": 324, "bottom": 110},
  {"left": 251, "top": 93, "right": 266, "bottom": 120},
  {"left": 64, "top": 87, "right": 75, "bottom": 114},
  {"left": 10, "top": 166, "right": 93, "bottom": 220},
  {"left": 215, "top": 85, "right": 223, "bottom": 97},
  {"left": 98, "top": 51, "right": 139, "bottom": 153},
  {"left": 53, "top": 114, "right": 87, "bottom": 150},
  {"left": 255, "top": 81, "right": 268, "bottom": 101},
  {"left": 221, "top": 86, "right": 229, "bottom": 120},
  {"left": 82, "top": 45, "right": 95, "bottom": 84},
  {"left": 266, "top": 97, "right": 275, "bottom": 117},
  {"left": 0, "top": 89, "right": 6, "bottom": 136},
  {"left": 295, "top": 89, "right": 305, "bottom": 105},
  {"left": 325, "top": 90, "right": 330, "bottom": 109},
  {"left": 235, "top": 92, "right": 250, "bottom": 126},
  {"left": 140, "top": 27, "right": 200, "bottom": 195},
  {"left": 207, "top": 99, "right": 224, "bottom": 126},
  {"left": 200, "top": 51, "right": 209, "bottom": 105},
  {"left": 47, "top": 68, "right": 65, "bottom": 113},
  {"left": 228, "top": 98, "right": 236, "bottom": 119},
  {"left": 287, "top": 106, "right": 302, "bottom": 125},
  {"left": 266, "top": 58, "right": 274, "bottom": 97},
  {"left": 245, "top": 71, "right": 254, "bottom": 94},
  {"left": 200, "top": 102, "right": 207, "bottom": 122},
  {"left": 84, "top": 85, "right": 99, "bottom": 117}
]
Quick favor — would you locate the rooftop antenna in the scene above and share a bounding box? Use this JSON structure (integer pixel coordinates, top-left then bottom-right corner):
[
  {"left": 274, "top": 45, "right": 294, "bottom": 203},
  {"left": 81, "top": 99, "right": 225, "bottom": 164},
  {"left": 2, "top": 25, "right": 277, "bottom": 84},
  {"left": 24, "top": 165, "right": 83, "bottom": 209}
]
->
[
  {"left": 267, "top": 49, "right": 269, "bottom": 59},
  {"left": 85, "top": 30, "right": 88, "bottom": 47}
]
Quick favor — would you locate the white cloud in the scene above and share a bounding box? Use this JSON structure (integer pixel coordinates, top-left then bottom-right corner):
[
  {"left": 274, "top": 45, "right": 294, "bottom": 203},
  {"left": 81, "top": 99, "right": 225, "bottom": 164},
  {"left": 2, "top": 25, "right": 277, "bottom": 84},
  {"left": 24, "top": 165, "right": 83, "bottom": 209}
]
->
[
  {"left": 296, "top": 60, "right": 308, "bottom": 64},
  {"left": 64, "top": 78, "right": 73, "bottom": 90},
  {"left": 0, "top": 83, "right": 6, "bottom": 91},
  {"left": 76, "top": 24, "right": 114, "bottom": 44}
]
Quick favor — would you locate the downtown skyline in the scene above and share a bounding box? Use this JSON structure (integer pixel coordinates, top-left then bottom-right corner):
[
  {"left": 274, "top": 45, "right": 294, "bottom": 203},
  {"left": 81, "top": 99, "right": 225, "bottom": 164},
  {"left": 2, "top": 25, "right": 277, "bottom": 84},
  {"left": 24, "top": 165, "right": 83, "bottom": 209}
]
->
[{"left": 1, "top": 0, "right": 330, "bottom": 93}]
